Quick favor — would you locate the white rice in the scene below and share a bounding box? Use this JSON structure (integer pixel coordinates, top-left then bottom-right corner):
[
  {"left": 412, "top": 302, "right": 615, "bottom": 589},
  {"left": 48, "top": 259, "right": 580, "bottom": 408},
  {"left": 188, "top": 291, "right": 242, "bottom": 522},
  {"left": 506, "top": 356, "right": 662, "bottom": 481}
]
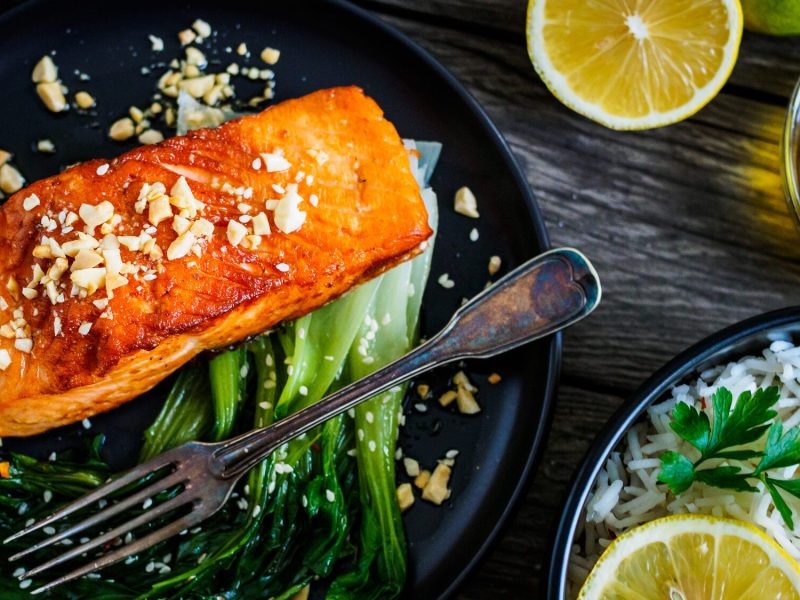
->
[{"left": 569, "top": 338, "right": 800, "bottom": 596}]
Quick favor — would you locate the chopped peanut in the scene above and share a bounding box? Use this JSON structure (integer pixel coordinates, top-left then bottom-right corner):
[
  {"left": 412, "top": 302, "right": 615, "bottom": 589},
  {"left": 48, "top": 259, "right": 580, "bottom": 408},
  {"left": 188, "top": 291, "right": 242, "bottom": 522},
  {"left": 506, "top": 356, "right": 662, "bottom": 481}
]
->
[
  {"left": 414, "top": 470, "right": 431, "bottom": 490},
  {"left": 0, "top": 149, "right": 10, "bottom": 167},
  {"left": 396, "top": 483, "right": 415, "bottom": 512},
  {"left": 36, "top": 82, "right": 67, "bottom": 112},
  {"left": 178, "top": 28, "right": 196, "bottom": 45},
  {"left": 454, "top": 186, "right": 479, "bottom": 218},
  {"left": 0, "top": 164, "right": 24, "bottom": 194},
  {"left": 31, "top": 56, "right": 58, "bottom": 83},
  {"left": 260, "top": 47, "right": 280, "bottom": 65},
  {"left": 0, "top": 461, "right": 10, "bottom": 477},
  {"left": 416, "top": 383, "right": 430, "bottom": 398},
  {"left": 439, "top": 390, "right": 458, "bottom": 407},
  {"left": 75, "top": 91, "right": 95, "bottom": 109},
  {"left": 421, "top": 463, "right": 452, "bottom": 505},
  {"left": 488, "top": 255, "right": 502, "bottom": 276},
  {"left": 456, "top": 386, "right": 481, "bottom": 414},
  {"left": 488, "top": 373, "right": 502, "bottom": 384},
  {"left": 138, "top": 130, "right": 164, "bottom": 145},
  {"left": 109, "top": 117, "right": 135, "bottom": 141}
]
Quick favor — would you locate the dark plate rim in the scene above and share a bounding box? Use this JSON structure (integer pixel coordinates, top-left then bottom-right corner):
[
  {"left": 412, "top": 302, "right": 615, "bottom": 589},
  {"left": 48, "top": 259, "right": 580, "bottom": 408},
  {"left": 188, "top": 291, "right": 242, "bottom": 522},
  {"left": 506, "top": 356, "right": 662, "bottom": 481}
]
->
[
  {"left": 547, "top": 306, "right": 800, "bottom": 598},
  {"left": 0, "top": 1, "right": 563, "bottom": 597}
]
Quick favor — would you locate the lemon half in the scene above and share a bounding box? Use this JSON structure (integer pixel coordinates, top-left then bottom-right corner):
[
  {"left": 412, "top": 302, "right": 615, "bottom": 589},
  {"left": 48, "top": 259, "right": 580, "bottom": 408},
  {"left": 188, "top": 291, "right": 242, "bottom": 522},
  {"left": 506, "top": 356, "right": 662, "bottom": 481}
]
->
[
  {"left": 527, "top": 0, "right": 743, "bottom": 130},
  {"left": 578, "top": 514, "right": 800, "bottom": 599}
]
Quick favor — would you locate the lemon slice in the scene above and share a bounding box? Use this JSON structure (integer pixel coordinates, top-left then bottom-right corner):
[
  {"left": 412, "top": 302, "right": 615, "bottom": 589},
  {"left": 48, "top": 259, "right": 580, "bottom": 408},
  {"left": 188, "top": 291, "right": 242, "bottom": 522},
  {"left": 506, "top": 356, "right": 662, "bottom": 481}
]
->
[
  {"left": 527, "top": 0, "right": 743, "bottom": 130},
  {"left": 578, "top": 515, "right": 800, "bottom": 599}
]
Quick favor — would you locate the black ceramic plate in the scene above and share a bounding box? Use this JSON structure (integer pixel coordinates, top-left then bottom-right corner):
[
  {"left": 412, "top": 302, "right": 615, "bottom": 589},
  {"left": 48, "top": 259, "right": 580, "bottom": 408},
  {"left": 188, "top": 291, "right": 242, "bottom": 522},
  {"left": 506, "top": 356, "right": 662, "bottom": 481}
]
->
[
  {"left": 548, "top": 306, "right": 800, "bottom": 599},
  {"left": 0, "top": 0, "right": 560, "bottom": 598}
]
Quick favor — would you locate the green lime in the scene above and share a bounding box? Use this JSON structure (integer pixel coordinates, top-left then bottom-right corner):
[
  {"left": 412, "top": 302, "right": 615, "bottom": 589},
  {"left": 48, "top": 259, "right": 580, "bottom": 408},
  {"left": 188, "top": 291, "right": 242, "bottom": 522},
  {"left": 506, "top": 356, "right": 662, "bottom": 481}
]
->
[{"left": 742, "top": 0, "right": 800, "bottom": 35}]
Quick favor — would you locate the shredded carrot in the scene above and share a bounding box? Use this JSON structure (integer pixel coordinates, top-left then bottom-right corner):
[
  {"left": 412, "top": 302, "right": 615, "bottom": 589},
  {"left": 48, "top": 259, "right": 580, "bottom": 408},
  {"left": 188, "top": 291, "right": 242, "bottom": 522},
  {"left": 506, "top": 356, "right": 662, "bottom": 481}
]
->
[{"left": 0, "top": 462, "right": 10, "bottom": 478}]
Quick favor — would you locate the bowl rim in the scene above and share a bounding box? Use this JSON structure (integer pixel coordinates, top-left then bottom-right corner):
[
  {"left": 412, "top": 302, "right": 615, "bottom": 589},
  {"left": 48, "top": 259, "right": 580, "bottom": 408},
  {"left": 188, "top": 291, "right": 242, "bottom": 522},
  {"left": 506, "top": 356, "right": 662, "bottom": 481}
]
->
[
  {"left": 781, "top": 76, "right": 800, "bottom": 228},
  {"left": 547, "top": 305, "right": 800, "bottom": 599}
]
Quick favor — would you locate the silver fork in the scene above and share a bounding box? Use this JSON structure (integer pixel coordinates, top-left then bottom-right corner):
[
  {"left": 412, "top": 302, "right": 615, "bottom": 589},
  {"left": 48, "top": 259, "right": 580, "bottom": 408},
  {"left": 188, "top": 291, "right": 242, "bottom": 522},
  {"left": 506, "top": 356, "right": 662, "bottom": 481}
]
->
[{"left": 5, "top": 247, "right": 600, "bottom": 594}]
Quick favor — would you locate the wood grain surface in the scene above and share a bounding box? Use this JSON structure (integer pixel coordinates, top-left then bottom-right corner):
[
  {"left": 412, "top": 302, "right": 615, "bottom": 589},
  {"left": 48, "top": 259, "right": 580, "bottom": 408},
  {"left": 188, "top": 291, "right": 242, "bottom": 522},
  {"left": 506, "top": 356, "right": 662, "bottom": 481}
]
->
[
  {"left": 355, "top": 1, "right": 800, "bottom": 597},
  {"left": 2, "top": 0, "right": 799, "bottom": 596}
]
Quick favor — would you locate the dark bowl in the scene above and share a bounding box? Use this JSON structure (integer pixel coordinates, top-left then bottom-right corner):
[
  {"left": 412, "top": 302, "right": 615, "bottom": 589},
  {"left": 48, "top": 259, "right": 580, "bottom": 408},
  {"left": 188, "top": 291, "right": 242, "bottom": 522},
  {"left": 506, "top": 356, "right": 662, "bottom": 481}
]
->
[{"left": 547, "top": 305, "right": 800, "bottom": 598}]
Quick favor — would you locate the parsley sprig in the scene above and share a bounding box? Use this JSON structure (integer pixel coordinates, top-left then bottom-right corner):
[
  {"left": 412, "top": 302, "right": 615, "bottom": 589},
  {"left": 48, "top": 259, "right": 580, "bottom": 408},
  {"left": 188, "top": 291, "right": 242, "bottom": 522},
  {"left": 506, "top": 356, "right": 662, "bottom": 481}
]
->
[{"left": 658, "top": 386, "right": 800, "bottom": 529}]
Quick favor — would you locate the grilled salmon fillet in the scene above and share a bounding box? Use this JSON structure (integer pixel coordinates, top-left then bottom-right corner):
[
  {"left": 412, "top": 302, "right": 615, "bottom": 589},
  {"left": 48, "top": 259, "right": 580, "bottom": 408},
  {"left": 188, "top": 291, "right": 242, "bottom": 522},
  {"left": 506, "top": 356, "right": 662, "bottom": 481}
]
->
[{"left": 0, "top": 86, "right": 432, "bottom": 437}]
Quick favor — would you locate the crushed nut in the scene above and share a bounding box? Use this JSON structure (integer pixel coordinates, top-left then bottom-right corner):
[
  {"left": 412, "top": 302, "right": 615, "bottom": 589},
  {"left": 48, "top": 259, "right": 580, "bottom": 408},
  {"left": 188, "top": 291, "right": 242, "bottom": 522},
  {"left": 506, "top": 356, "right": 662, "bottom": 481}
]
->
[
  {"left": 31, "top": 56, "right": 58, "bottom": 83},
  {"left": 438, "top": 390, "right": 458, "bottom": 407},
  {"left": 75, "top": 91, "right": 95, "bottom": 109},
  {"left": 414, "top": 470, "right": 431, "bottom": 490},
  {"left": 488, "top": 373, "right": 502, "bottom": 384},
  {"left": 109, "top": 117, "right": 135, "bottom": 141},
  {"left": 36, "top": 82, "right": 67, "bottom": 113},
  {"left": 148, "top": 34, "right": 164, "bottom": 52},
  {"left": 0, "top": 164, "right": 24, "bottom": 194},
  {"left": 421, "top": 463, "right": 452, "bottom": 505},
  {"left": 488, "top": 255, "right": 502, "bottom": 276},
  {"left": 178, "top": 28, "right": 196, "bottom": 45},
  {"left": 260, "top": 47, "right": 280, "bottom": 65},
  {"left": 416, "top": 383, "right": 430, "bottom": 398},
  {"left": 0, "top": 149, "right": 10, "bottom": 166},
  {"left": 454, "top": 186, "right": 479, "bottom": 218},
  {"left": 227, "top": 220, "right": 247, "bottom": 247},
  {"left": 138, "top": 130, "right": 164, "bottom": 145},
  {"left": 456, "top": 386, "right": 481, "bottom": 414},
  {"left": 0, "top": 350, "right": 10, "bottom": 371},
  {"left": 396, "top": 483, "right": 415, "bottom": 512}
]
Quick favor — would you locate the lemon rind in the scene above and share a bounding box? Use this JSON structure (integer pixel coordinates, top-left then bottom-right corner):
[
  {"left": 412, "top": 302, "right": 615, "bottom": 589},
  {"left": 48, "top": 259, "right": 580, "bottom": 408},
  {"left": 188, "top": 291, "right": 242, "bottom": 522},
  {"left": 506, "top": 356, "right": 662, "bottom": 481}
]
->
[
  {"left": 526, "top": 0, "right": 744, "bottom": 131},
  {"left": 577, "top": 514, "right": 800, "bottom": 599}
]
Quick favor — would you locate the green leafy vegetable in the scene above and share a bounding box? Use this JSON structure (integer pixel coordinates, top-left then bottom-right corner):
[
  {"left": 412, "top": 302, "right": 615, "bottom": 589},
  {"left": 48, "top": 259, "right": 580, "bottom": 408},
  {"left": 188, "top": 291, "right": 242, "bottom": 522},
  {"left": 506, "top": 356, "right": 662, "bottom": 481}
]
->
[{"left": 658, "top": 385, "right": 800, "bottom": 529}]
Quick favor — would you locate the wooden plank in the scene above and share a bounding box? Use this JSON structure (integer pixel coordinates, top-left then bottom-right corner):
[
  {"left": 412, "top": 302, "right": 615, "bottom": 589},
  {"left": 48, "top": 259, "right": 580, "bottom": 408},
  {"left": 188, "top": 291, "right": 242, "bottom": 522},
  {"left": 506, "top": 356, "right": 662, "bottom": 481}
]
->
[
  {"left": 379, "top": 12, "right": 800, "bottom": 398},
  {"left": 361, "top": 0, "right": 800, "bottom": 98},
  {"left": 457, "top": 384, "right": 625, "bottom": 598},
  {"left": 364, "top": 11, "right": 800, "bottom": 598}
]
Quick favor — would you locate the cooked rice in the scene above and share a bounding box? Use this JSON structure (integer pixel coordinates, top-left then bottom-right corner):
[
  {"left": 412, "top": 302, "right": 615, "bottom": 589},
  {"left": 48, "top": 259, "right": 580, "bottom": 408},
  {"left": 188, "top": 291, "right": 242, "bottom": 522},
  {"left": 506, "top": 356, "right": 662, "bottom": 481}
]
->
[{"left": 569, "top": 338, "right": 800, "bottom": 596}]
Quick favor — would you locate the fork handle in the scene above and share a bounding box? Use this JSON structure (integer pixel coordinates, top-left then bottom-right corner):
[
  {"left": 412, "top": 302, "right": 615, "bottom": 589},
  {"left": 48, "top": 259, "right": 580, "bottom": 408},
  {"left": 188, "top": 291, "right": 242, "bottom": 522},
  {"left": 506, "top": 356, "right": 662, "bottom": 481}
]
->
[{"left": 211, "top": 247, "right": 600, "bottom": 479}]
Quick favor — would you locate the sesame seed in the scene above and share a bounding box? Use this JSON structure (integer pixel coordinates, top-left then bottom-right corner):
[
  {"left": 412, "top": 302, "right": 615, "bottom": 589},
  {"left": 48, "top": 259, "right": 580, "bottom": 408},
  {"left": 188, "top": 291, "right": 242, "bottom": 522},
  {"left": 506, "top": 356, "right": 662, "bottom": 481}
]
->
[
  {"left": 324, "top": 355, "right": 334, "bottom": 361},
  {"left": 347, "top": 449, "right": 357, "bottom": 457},
  {"left": 437, "top": 273, "right": 455, "bottom": 289},
  {"left": 446, "top": 449, "right": 460, "bottom": 459},
  {"left": 414, "top": 403, "right": 428, "bottom": 413},
  {"left": 125, "top": 532, "right": 133, "bottom": 544},
  {"left": 82, "top": 418, "right": 92, "bottom": 429},
  {"left": 252, "top": 505, "right": 262, "bottom": 517},
  {"left": 142, "top": 498, "right": 153, "bottom": 509},
  {"left": 365, "top": 411, "right": 374, "bottom": 423},
  {"left": 259, "top": 401, "right": 272, "bottom": 410},
  {"left": 48, "top": 451, "right": 56, "bottom": 461},
  {"left": 13, "top": 567, "right": 25, "bottom": 578},
  {"left": 298, "top": 327, "right": 306, "bottom": 339},
  {"left": 469, "top": 228, "right": 479, "bottom": 242},
  {"left": 43, "top": 490, "right": 53, "bottom": 503},
  {"left": 368, "top": 440, "right": 377, "bottom": 453},
  {"left": 43, "top": 526, "right": 56, "bottom": 535},
  {"left": 358, "top": 428, "right": 364, "bottom": 440},
  {"left": 325, "top": 489, "right": 335, "bottom": 502},
  {"left": 96, "top": 164, "right": 110, "bottom": 176},
  {"left": 145, "top": 562, "right": 155, "bottom": 573},
  {"left": 276, "top": 263, "right": 290, "bottom": 272},
  {"left": 299, "top": 385, "right": 308, "bottom": 396},
  {"left": 19, "top": 579, "right": 32, "bottom": 590}
]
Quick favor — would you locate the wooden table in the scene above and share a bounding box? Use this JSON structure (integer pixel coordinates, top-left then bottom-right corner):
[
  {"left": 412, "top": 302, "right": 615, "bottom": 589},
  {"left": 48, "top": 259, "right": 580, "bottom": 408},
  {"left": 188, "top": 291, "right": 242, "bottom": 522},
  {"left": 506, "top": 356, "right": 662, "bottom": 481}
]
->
[{"left": 359, "top": 1, "right": 800, "bottom": 597}]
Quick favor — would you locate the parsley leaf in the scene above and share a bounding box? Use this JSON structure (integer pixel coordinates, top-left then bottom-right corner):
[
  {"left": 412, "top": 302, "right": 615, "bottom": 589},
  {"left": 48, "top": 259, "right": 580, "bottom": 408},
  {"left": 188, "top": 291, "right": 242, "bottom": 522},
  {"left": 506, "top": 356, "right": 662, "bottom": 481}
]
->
[
  {"left": 669, "top": 402, "right": 711, "bottom": 454},
  {"left": 657, "top": 451, "right": 695, "bottom": 494},
  {"left": 658, "top": 385, "right": 800, "bottom": 529},
  {"left": 764, "top": 478, "right": 796, "bottom": 530},
  {"left": 694, "top": 466, "right": 758, "bottom": 492},
  {"left": 755, "top": 422, "right": 800, "bottom": 475}
]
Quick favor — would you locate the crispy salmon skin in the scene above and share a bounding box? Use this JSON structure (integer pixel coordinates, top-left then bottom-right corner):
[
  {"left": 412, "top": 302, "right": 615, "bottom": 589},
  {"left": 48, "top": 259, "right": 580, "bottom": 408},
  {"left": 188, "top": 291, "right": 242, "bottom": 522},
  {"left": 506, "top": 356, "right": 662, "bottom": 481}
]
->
[{"left": 0, "top": 86, "right": 432, "bottom": 437}]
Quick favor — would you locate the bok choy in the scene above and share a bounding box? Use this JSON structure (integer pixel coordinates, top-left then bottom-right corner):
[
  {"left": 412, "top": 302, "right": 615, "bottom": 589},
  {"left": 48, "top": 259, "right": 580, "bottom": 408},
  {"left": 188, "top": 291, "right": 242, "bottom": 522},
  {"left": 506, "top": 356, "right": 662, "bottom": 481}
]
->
[{"left": 0, "top": 139, "right": 440, "bottom": 599}]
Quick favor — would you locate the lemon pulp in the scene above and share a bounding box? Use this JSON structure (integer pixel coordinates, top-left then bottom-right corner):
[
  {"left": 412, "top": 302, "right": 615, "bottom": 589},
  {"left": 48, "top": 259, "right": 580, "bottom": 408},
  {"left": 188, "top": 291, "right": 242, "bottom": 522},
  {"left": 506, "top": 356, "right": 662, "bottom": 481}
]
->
[{"left": 527, "top": 0, "right": 743, "bottom": 129}]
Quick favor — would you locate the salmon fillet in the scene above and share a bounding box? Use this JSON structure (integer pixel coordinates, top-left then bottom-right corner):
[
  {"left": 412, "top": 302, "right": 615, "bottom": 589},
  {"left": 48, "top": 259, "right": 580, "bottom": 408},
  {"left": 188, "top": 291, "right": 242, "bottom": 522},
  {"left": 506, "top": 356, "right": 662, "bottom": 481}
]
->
[{"left": 0, "top": 86, "right": 432, "bottom": 437}]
